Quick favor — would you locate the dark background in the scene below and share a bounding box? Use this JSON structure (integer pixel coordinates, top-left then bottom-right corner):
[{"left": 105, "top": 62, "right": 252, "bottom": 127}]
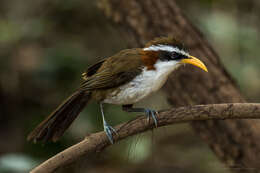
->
[{"left": 0, "top": 0, "right": 259, "bottom": 172}]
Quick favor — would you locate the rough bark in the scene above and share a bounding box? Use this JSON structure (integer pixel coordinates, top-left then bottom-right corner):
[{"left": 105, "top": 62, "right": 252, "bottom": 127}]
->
[
  {"left": 98, "top": 0, "right": 260, "bottom": 172},
  {"left": 30, "top": 103, "right": 260, "bottom": 173}
]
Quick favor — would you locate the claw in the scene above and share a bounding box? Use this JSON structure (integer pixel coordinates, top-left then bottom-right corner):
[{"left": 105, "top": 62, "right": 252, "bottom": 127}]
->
[
  {"left": 104, "top": 122, "right": 117, "bottom": 144},
  {"left": 144, "top": 109, "right": 158, "bottom": 127}
]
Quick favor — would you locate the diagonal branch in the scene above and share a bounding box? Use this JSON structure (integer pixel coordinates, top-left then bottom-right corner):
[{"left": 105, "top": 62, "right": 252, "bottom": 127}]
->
[{"left": 30, "top": 103, "right": 260, "bottom": 173}]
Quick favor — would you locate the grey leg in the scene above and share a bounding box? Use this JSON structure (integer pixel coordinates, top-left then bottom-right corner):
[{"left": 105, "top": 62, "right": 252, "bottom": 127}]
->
[
  {"left": 100, "top": 103, "right": 117, "bottom": 144},
  {"left": 122, "top": 104, "right": 158, "bottom": 127}
]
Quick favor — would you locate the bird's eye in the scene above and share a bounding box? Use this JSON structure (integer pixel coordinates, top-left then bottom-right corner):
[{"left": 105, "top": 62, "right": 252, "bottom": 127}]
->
[
  {"left": 159, "top": 51, "right": 185, "bottom": 61},
  {"left": 171, "top": 52, "right": 182, "bottom": 60}
]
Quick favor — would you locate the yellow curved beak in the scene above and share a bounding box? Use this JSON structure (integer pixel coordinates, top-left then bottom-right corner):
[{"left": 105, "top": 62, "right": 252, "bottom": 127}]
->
[{"left": 181, "top": 55, "right": 208, "bottom": 72}]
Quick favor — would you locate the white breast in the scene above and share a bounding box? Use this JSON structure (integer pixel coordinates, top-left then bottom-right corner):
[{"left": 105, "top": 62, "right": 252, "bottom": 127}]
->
[{"left": 103, "top": 60, "right": 180, "bottom": 105}]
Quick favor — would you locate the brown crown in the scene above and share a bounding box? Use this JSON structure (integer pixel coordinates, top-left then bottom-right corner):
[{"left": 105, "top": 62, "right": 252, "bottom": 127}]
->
[{"left": 145, "top": 37, "right": 184, "bottom": 50}]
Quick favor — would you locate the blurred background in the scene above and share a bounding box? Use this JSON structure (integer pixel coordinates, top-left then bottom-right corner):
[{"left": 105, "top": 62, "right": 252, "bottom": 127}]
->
[{"left": 0, "top": 0, "right": 259, "bottom": 172}]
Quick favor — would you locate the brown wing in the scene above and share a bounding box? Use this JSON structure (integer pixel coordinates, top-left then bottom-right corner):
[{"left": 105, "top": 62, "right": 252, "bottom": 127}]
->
[{"left": 80, "top": 48, "right": 144, "bottom": 90}]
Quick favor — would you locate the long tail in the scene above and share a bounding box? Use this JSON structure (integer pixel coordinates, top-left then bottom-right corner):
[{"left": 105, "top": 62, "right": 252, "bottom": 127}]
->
[{"left": 27, "top": 90, "right": 91, "bottom": 143}]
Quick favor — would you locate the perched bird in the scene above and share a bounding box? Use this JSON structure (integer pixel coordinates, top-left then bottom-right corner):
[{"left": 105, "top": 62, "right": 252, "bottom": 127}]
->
[{"left": 27, "top": 37, "right": 208, "bottom": 144}]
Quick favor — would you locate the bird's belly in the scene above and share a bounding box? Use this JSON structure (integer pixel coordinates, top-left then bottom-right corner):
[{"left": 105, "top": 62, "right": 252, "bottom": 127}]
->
[
  {"left": 103, "top": 70, "right": 168, "bottom": 105},
  {"left": 103, "top": 82, "right": 152, "bottom": 105}
]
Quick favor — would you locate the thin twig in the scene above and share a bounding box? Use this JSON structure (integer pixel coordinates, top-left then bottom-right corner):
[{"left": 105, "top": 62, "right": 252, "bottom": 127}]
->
[{"left": 30, "top": 103, "right": 260, "bottom": 173}]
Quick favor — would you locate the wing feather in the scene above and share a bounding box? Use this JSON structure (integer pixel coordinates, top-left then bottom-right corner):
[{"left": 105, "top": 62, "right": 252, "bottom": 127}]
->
[{"left": 80, "top": 49, "right": 144, "bottom": 90}]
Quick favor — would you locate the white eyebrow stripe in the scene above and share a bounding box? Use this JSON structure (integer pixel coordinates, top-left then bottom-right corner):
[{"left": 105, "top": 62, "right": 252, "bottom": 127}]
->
[{"left": 143, "top": 44, "right": 189, "bottom": 56}]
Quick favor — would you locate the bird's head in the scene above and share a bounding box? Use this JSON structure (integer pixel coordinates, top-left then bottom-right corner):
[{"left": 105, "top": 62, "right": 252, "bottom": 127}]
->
[{"left": 141, "top": 37, "right": 208, "bottom": 72}]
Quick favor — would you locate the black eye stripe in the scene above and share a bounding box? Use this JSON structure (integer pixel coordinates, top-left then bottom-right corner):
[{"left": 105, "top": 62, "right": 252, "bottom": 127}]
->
[
  {"left": 171, "top": 52, "right": 183, "bottom": 60},
  {"left": 159, "top": 51, "right": 186, "bottom": 61},
  {"left": 159, "top": 51, "right": 172, "bottom": 61}
]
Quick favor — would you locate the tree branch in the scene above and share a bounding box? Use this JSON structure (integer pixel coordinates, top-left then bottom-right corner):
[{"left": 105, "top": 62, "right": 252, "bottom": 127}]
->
[{"left": 30, "top": 103, "right": 260, "bottom": 173}]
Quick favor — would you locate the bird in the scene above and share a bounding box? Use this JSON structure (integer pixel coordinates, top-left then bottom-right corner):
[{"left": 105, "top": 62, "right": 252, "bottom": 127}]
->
[{"left": 27, "top": 37, "right": 208, "bottom": 144}]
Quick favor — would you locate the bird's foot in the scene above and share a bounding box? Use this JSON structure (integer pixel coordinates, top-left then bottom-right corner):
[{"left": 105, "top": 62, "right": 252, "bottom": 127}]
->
[
  {"left": 144, "top": 109, "right": 158, "bottom": 127},
  {"left": 103, "top": 122, "right": 117, "bottom": 144}
]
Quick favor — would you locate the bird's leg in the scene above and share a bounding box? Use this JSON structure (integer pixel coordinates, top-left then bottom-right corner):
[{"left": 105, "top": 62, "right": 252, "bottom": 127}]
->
[
  {"left": 122, "top": 104, "right": 158, "bottom": 127},
  {"left": 100, "top": 103, "right": 117, "bottom": 144}
]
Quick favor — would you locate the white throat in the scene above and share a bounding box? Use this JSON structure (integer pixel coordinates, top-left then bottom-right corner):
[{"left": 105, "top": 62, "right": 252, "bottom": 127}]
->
[{"left": 149, "top": 60, "right": 181, "bottom": 90}]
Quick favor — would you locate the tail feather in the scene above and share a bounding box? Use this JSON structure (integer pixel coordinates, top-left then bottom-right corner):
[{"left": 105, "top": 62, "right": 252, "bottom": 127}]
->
[{"left": 27, "top": 90, "right": 91, "bottom": 143}]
